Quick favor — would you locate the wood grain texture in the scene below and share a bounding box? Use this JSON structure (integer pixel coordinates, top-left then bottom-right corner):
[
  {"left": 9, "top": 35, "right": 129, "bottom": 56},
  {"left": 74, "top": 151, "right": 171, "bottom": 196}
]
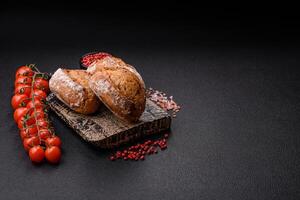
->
[{"left": 47, "top": 93, "right": 171, "bottom": 148}]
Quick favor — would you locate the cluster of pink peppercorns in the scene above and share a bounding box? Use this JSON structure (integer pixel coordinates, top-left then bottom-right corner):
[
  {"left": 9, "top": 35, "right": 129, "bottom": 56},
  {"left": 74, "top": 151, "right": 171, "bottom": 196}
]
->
[
  {"left": 81, "top": 52, "right": 111, "bottom": 67},
  {"left": 110, "top": 133, "right": 169, "bottom": 161}
]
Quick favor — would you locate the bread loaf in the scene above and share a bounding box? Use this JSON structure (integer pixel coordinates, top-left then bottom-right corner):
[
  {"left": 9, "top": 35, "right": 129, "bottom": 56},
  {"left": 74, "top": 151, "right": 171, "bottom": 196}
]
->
[
  {"left": 88, "top": 56, "right": 146, "bottom": 122},
  {"left": 49, "top": 68, "right": 100, "bottom": 114}
]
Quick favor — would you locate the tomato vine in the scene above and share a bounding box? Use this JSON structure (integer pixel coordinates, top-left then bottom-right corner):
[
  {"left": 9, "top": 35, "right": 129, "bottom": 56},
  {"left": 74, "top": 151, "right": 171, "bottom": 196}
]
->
[{"left": 12, "top": 64, "right": 61, "bottom": 164}]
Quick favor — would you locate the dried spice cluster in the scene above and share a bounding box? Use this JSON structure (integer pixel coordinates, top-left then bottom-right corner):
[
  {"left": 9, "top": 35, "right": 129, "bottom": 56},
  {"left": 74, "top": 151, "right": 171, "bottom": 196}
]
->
[
  {"left": 12, "top": 64, "right": 62, "bottom": 164},
  {"left": 110, "top": 133, "right": 169, "bottom": 161},
  {"left": 81, "top": 52, "right": 111, "bottom": 68}
]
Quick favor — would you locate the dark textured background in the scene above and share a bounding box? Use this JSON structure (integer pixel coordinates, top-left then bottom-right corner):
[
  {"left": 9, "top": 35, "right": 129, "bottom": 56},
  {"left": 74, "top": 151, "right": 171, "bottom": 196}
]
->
[{"left": 0, "top": 4, "right": 300, "bottom": 200}]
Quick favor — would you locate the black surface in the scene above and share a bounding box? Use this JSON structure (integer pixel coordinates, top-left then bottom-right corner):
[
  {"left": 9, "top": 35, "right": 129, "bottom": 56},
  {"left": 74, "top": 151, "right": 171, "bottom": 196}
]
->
[{"left": 1, "top": 5, "right": 300, "bottom": 200}]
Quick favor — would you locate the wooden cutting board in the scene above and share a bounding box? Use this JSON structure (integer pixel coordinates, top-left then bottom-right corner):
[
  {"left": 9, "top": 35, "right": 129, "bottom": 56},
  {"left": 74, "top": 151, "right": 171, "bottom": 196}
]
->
[{"left": 47, "top": 93, "right": 171, "bottom": 148}]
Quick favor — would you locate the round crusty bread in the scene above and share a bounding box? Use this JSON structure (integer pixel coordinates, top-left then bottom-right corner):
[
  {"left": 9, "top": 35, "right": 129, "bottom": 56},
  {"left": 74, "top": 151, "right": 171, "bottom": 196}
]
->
[
  {"left": 49, "top": 68, "right": 100, "bottom": 114},
  {"left": 89, "top": 67, "right": 146, "bottom": 123}
]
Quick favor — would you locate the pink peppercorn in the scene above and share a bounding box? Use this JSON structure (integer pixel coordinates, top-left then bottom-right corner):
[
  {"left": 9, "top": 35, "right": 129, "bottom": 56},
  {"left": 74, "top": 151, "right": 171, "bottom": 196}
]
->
[
  {"left": 109, "top": 131, "right": 172, "bottom": 161},
  {"left": 110, "top": 156, "right": 116, "bottom": 161}
]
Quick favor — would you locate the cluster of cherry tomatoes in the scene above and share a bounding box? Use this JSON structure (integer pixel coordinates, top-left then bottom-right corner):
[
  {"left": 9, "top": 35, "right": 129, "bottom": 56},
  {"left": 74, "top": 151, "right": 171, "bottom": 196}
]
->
[{"left": 12, "top": 65, "right": 62, "bottom": 164}]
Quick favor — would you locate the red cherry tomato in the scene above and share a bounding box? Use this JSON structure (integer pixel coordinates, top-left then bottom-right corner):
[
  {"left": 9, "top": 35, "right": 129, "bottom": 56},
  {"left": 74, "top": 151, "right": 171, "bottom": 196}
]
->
[
  {"left": 45, "top": 146, "right": 61, "bottom": 164},
  {"left": 46, "top": 136, "right": 61, "bottom": 147},
  {"left": 20, "top": 130, "right": 28, "bottom": 140},
  {"left": 14, "top": 84, "right": 32, "bottom": 96},
  {"left": 30, "top": 108, "right": 46, "bottom": 120},
  {"left": 33, "top": 78, "right": 49, "bottom": 93},
  {"left": 37, "top": 119, "right": 49, "bottom": 129},
  {"left": 15, "top": 66, "right": 34, "bottom": 78},
  {"left": 29, "top": 145, "right": 45, "bottom": 163},
  {"left": 39, "top": 129, "right": 51, "bottom": 140},
  {"left": 27, "top": 125, "right": 38, "bottom": 137},
  {"left": 20, "top": 127, "right": 38, "bottom": 140},
  {"left": 15, "top": 76, "right": 32, "bottom": 87},
  {"left": 26, "top": 99, "right": 45, "bottom": 110},
  {"left": 13, "top": 107, "right": 29, "bottom": 122},
  {"left": 11, "top": 94, "right": 30, "bottom": 110},
  {"left": 17, "top": 115, "right": 35, "bottom": 129},
  {"left": 23, "top": 136, "right": 40, "bottom": 151},
  {"left": 30, "top": 89, "right": 47, "bottom": 101}
]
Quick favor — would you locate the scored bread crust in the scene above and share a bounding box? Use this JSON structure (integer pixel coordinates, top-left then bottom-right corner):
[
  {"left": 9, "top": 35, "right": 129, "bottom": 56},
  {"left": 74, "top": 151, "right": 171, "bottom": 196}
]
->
[
  {"left": 89, "top": 67, "right": 146, "bottom": 123},
  {"left": 87, "top": 56, "right": 145, "bottom": 89},
  {"left": 49, "top": 68, "right": 100, "bottom": 114},
  {"left": 87, "top": 56, "right": 130, "bottom": 73}
]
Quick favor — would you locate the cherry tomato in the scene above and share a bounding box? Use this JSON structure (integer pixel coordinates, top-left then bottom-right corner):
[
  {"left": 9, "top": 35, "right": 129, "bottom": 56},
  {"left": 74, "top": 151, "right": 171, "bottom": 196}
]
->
[
  {"left": 30, "top": 108, "right": 46, "bottom": 120},
  {"left": 15, "top": 76, "right": 32, "bottom": 87},
  {"left": 29, "top": 145, "right": 45, "bottom": 163},
  {"left": 19, "top": 130, "right": 28, "bottom": 140},
  {"left": 20, "top": 126, "right": 38, "bottom": 139},
  {"left": 26, "top": 99, "right": 45, "bottom": 110},
  {"left": 23, "top": 136, "right": 40, "bottom": 151},
  {"left": 13, "top": 107, "right": 29, "bottom": 122},
  {"left": 46, "top": 136, "right": 61, "bottom": 147},
  {"left": 11, "top": 94, "right": 30, "bottom": 110},
  {"left": 33, "top": 78, "right": 49, "bottom": 93},
  {"left": 37, "top": 119, "right": 49, "bottom": 129},
  {"left": 30, "top": 89, "right": 47, "bottom": 101},
  {"left": 17, "top": 115, "right": 35, "bottom": 129},
  {"left": 14, "top": 84, "right": 31, "bottom": 96},
  {"left": 27, "top": 125, "right": 38, "bottom": 137},
  {"left": 39, "top": 129, "right": 51, "bottom": 140},
  {"left": 45, "top": 146, "right": 61, "bottom": 164},
  {"left": 15, "top": 66, "right": 34, "bottom": 78}
]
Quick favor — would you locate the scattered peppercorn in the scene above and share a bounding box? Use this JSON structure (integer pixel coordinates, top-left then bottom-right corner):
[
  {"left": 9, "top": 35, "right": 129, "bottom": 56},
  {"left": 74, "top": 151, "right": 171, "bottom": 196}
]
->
[
  {"left": 109, "top": 133, "right": 170, "bottom": 161},
  {"left": 110, "top": 156, "right": 115, "bottom": 161}
]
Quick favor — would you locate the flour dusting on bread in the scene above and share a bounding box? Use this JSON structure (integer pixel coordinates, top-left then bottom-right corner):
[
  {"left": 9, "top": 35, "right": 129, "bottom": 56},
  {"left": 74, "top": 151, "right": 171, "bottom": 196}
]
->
[
  {"left": 50, "top": 68, "right": 84, "bottom": 108},
  {"left": 94, "top": 78, "right": 110, "bottom": 93}
]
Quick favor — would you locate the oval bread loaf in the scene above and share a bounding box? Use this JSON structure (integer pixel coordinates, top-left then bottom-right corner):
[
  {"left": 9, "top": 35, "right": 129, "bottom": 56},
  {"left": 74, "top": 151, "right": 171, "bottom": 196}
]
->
[
  {"left": 49, "top": 68, "right": 100, "bottom": 114},
  {"left": 88, "top": 57, "right": 146, "bottom": 123}
]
